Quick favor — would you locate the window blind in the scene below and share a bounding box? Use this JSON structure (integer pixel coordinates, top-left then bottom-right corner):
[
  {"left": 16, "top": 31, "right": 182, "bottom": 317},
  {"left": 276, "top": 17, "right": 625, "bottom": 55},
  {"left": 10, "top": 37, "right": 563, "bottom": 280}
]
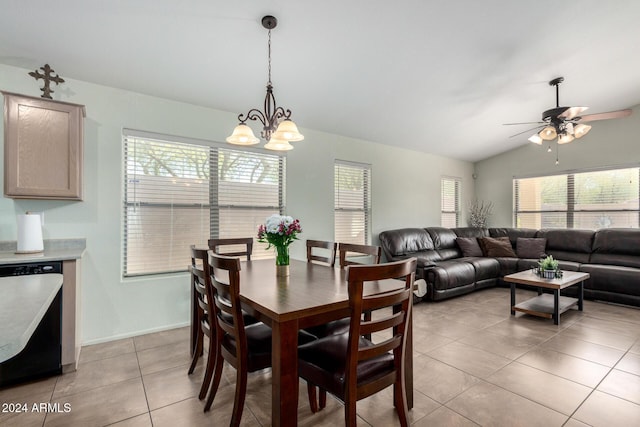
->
[
  {"left": 441, "top": 177, "right": 461, "bottom": 228},
  {"left": 514, "top": 167, "right": 640, "bottom": 229},
  {"left": 334, "top": 161, "right": 371, "bottom": 245},
  {"left": 123, "top": 133, "right": 285, "bottom": 277}
]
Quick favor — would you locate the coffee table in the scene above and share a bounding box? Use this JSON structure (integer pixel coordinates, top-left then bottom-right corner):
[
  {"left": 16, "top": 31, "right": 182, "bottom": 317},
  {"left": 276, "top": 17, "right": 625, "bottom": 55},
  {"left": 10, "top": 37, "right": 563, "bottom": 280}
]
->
[{"left": 504, "top": 270, "right": 590, "bottom": 325}]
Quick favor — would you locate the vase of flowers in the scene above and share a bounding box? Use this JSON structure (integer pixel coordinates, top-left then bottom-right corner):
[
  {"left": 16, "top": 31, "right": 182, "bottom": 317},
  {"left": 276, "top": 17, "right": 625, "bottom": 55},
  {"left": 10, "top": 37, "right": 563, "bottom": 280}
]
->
[
  {"left": 257, "top": 214, "right": 302, "bottom": 277},
  {"left": 469, "top": 200, "right": 493, "bottom": 228}
]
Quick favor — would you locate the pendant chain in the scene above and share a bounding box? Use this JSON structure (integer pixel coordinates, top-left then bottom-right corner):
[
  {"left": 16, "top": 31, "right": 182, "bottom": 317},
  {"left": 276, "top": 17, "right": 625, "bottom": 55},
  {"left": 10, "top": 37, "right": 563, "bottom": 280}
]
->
[{"left": 267, "top": 29, "right": 272, "bottom": 85}]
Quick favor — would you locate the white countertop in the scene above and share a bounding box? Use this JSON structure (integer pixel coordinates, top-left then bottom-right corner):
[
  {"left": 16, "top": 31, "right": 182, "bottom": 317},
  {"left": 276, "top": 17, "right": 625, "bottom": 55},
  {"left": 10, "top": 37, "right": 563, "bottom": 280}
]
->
[
  {"left": 0, "top": 247, "right": 85, "bottom": 265},
  {"left": 0, "top": 274, "right": 63, "bottom": 363}
]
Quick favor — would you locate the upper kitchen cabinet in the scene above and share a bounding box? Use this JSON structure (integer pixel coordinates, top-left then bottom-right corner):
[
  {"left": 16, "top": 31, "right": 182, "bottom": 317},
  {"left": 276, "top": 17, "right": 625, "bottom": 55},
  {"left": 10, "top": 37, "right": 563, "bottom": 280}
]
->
[{"left": 2, "top": 91, "right": 85, "bottom": 200}]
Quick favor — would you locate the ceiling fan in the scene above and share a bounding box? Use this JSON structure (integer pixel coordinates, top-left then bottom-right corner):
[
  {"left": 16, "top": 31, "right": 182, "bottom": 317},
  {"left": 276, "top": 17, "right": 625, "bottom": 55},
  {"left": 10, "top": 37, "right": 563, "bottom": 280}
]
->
[{"left": 505, "top": 77, "right": 632, "bottom": 145}]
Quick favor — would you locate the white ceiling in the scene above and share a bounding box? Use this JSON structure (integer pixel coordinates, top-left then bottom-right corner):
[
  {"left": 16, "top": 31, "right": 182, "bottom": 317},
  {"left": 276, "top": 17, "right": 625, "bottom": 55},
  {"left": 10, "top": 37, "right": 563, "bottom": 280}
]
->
[{"left": 2, "top": 0, "right": 640, "bottom": 162}]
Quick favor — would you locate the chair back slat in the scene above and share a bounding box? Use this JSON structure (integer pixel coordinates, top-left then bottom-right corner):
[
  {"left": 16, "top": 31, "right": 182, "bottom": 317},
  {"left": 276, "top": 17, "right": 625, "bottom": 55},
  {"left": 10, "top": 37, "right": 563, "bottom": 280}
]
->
[
  {"left": 307, "top": 239, "right": 337, "bottom": 267},
  {"left": 357, "top": 336, "right": 402, "bottom": 361},
  {"left": 339, "top": 243, "right": 382, "bottom": 269},
  {"left": 209, "top": 237, "right": 253, "bottom": 261},
  {"left": 359, "top": 311, "right": 404, "bottom": 336}
]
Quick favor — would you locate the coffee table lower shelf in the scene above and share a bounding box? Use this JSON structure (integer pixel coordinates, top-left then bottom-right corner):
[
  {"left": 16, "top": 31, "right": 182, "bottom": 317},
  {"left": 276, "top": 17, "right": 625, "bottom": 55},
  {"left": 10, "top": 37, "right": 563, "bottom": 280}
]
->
[{"left": 512, "top": 294, "right": 578, "bottom": 320}]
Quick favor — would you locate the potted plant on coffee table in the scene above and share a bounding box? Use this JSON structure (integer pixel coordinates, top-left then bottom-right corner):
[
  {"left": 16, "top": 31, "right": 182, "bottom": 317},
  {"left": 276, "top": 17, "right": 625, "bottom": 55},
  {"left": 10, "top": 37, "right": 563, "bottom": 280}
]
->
[{"left": 538, "top": 255, "right": 559, "bottom": 279}]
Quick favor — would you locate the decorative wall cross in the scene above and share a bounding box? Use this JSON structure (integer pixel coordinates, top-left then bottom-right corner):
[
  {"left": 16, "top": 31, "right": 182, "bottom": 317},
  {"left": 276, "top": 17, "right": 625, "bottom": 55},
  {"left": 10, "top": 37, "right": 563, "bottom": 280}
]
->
[{"left": 28, "top": 64, "right": 65, "bottom": 99}]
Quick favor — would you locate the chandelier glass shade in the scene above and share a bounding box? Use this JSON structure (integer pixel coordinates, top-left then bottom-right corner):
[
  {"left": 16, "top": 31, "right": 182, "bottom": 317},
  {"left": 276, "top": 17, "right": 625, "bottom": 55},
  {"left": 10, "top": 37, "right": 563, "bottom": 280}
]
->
[
  {"left": 226, "top": 124, "right": 260, "bottom": 145},
  {"left": 264, "top": 137, "right": 294, "bottom": 151},
  {"left": 226, "top": 16, "right": 303, "bottom": 151}
]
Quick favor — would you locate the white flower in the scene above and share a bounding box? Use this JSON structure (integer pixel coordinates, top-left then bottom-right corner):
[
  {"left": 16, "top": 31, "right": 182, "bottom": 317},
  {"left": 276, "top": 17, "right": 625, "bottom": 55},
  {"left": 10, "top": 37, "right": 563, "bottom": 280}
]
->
[{"left": 265, "top": 214, "right": 282, "bottom": 234}]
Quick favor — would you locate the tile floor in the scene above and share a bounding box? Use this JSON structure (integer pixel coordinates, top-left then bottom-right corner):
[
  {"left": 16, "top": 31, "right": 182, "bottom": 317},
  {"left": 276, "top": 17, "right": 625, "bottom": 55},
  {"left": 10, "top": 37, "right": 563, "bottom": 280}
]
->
[{"left": 2, "top": 287, "right": 640, "bottom": 426}]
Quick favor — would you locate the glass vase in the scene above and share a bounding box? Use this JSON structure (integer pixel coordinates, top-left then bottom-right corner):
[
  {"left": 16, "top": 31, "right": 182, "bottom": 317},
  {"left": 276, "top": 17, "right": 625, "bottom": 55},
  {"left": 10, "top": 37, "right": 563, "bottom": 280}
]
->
[{"left": 275, "top": 245, "right": 290, "bottom": 277}]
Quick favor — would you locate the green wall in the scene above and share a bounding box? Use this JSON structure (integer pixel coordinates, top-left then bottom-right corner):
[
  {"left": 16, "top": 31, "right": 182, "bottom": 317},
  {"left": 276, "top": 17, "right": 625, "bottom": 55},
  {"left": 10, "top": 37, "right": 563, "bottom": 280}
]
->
[{"left": 0, "top": 63, "right": 474, "bottom": 344}]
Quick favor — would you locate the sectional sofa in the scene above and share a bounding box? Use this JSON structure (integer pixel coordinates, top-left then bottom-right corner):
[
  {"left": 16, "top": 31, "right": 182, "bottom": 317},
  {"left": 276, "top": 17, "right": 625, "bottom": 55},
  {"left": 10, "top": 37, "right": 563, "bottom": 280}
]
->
[{"left": 378, "top": 227, "right": 640, "bottom": 307}]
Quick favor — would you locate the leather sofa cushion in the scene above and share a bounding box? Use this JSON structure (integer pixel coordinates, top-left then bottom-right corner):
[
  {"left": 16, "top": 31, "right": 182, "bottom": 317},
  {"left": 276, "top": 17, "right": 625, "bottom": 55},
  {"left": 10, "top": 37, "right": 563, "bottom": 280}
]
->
[
  {"left": 592, "top": 228, "right": 640, "bottom": 256},
  {"left": 412, "top": 251, "right": 442, "bottom": 266},
  {"left": 580, "top": 264, "right": 640, "bottom": 295},
  {"left": 591, "top": 229, "right": 640, "bottom": 268},
  {"left": 456, "top": 237, "right": 483, "bottom": 257},
  {"left": 479, "top": 237, "right": 516, "bottom": 258},
  {"left": 516, "top": 237, "right": 547, "bottom": 259},
  {"left": 298, "top": 333, "right": 394, "bottom": 399},
  {"left": 496, "top": 257, "right": 519, "bottom": 276},
  {"left": 427, "top": 227, "right": 459, "bottom": 250},
  {"left": 590, "top": 253, "right": 640, "bottom": 269},
  {"left": 426, "top": 260, "right": 475, "bottom": 290},
  {"left": 518, "top": 258, "right": 581, "bottom": 272},
  {"left": 459, "top": 257, "right": 501, "bottom": 281},
  {"left": 489, "top": 228, "right": 537, "bottom": 247},
  {"left": 545, "top": 250, "right": 590, "bottom": 264},
  {"left": 438, "top": 248, "right": 463, "bottom": 260},
  {"left": 453, "top": 227, "right": 489, "bottom": 238},
  {"left": 379, "top": 228, "right": 434, "bottom": 258},
  {"left": 536, "top": 229, "right": 594, "bottom": 254}
]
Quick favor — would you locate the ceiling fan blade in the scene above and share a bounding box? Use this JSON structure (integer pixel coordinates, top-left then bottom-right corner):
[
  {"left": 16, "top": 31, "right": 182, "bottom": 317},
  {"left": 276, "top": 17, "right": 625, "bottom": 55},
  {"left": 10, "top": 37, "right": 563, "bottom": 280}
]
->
[
  {"left": 503, "top": 121, "right": 545, "bottom": 126},
  {"left": 559, "top": 106, "right": 589, "bottom": 120},
  {"left": 509, "top": 125, "right": 545, "bottom": 138},
  {"left": 578, "top": 109, "right": 632, "bottom": 122}
]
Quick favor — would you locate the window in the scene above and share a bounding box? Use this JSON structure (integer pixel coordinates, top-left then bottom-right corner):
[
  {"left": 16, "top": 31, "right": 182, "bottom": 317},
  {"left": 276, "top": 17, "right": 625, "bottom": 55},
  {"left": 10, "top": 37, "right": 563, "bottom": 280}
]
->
[
  {"left": 334, "top": 161, "right": 371, "bottom": 245},
  {"left": 123, "top": 131, "right": 285, "bottom": 277},
  {"left": 441, "top": 177, "right": 461, "bottom": 227},
  {"left": 514, "top": 166, "right": 640, "bottom": 229}
]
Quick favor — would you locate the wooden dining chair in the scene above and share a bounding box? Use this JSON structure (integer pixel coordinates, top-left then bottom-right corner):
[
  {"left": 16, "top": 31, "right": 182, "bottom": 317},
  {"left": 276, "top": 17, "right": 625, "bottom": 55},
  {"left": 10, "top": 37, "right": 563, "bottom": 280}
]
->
[
  {"left": 338, "top": 243, "right": 382, "bottom": 269},
  {"left": 204, "top": 253, "right": 271, "bottom": 421},
  {"left": 298, "top": 258, "right": 416, "bottom": 426},
  {"left": 187, "top": 246, "right": 218, "bottom": 402},
  {"left": 208, "top": 237, "right": 253, "bottom": 260},
  {"left": 204, "top": 253, "right": 317, "bottom": 422},
  {"left": 306, "top": 239, "right": 337, "bottom": 266},
  {"left": 304, "top": 239, "right": 350, "bottom": 338},
  {"left": 209, "top": 237, "right": 258, "bottom": 327},
  {"left": 339, "top": 243, "right": 383, "bottom": 341}
]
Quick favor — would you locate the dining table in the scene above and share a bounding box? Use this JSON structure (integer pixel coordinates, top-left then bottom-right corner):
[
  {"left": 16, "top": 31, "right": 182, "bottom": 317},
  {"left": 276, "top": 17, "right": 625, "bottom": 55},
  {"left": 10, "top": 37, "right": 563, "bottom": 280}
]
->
[{"left": 190, "top": 257, "right": 413, "bottom": 426}]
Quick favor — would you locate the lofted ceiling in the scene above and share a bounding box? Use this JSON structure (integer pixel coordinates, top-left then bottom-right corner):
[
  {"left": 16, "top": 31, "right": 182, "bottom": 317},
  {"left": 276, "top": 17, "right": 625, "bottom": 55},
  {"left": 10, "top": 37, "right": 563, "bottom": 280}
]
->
[{"left": 1, "top": 0, "right": 640, "bottom": 162}]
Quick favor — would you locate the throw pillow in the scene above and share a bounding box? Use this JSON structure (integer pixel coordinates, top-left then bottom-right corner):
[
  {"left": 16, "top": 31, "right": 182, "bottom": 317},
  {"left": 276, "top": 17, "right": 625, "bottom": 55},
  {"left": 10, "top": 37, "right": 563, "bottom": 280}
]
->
[
  {"left": 516, "top": 237, "right": 547, "bottom": 259},
  {"left": 478, "top": 237, "right": 517, "bottom": 258},
  {"left": 456, "top": 237, "right": 483, "bottom": 257}
]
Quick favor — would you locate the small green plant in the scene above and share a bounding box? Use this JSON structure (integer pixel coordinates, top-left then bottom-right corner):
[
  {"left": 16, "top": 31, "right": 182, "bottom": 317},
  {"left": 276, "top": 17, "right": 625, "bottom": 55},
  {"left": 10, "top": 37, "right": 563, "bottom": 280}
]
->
[{"left": 539, "top": 255, "right": 559, "bottom": 271}]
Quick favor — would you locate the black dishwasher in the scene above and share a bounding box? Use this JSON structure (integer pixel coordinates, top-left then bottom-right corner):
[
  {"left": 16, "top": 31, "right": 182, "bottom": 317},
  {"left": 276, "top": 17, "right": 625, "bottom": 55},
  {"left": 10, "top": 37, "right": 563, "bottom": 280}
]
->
[{"left": 0, "top": 261, "right": 63, "bottom": 387}]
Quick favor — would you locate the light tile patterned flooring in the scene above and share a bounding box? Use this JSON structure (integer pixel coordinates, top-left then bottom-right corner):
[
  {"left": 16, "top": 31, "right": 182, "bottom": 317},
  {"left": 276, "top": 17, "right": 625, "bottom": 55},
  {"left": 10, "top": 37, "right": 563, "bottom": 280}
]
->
[{"left": 2, "top": 287, "right": 640, "bottom": 426}]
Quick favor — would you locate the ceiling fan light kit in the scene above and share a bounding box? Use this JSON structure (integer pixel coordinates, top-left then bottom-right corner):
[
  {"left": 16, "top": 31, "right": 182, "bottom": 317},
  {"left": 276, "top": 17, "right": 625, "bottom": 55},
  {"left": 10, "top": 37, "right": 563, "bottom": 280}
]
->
[
  {"left": 505, "top": 76, "right": 632, "bottom": 163},
  {"left": 226, "top": 15, "right": 304, "bottom": 151},
  {"left": 540, "top": 125, "right": 557, "bottom": 141},
  {"left": 528, "top": 134, "right": 543, "bottom": 144}
]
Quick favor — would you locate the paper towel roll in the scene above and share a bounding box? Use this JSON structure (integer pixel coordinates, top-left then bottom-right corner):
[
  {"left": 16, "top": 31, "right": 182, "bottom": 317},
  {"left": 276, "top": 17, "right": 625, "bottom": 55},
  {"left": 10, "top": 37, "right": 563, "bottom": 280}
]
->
[
  {"left": 413, "top": 279, "right": 427, "bottom": 298},
  {"left": 16, "top": 213, "right": 44, "bottom": 253}
]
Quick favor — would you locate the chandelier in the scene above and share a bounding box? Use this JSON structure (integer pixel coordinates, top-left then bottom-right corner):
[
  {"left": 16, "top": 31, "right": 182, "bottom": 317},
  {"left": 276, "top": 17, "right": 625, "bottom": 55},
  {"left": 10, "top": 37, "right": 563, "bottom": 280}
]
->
[{"left": 226, "top": 15, "right": 304, "bottom": 151}]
